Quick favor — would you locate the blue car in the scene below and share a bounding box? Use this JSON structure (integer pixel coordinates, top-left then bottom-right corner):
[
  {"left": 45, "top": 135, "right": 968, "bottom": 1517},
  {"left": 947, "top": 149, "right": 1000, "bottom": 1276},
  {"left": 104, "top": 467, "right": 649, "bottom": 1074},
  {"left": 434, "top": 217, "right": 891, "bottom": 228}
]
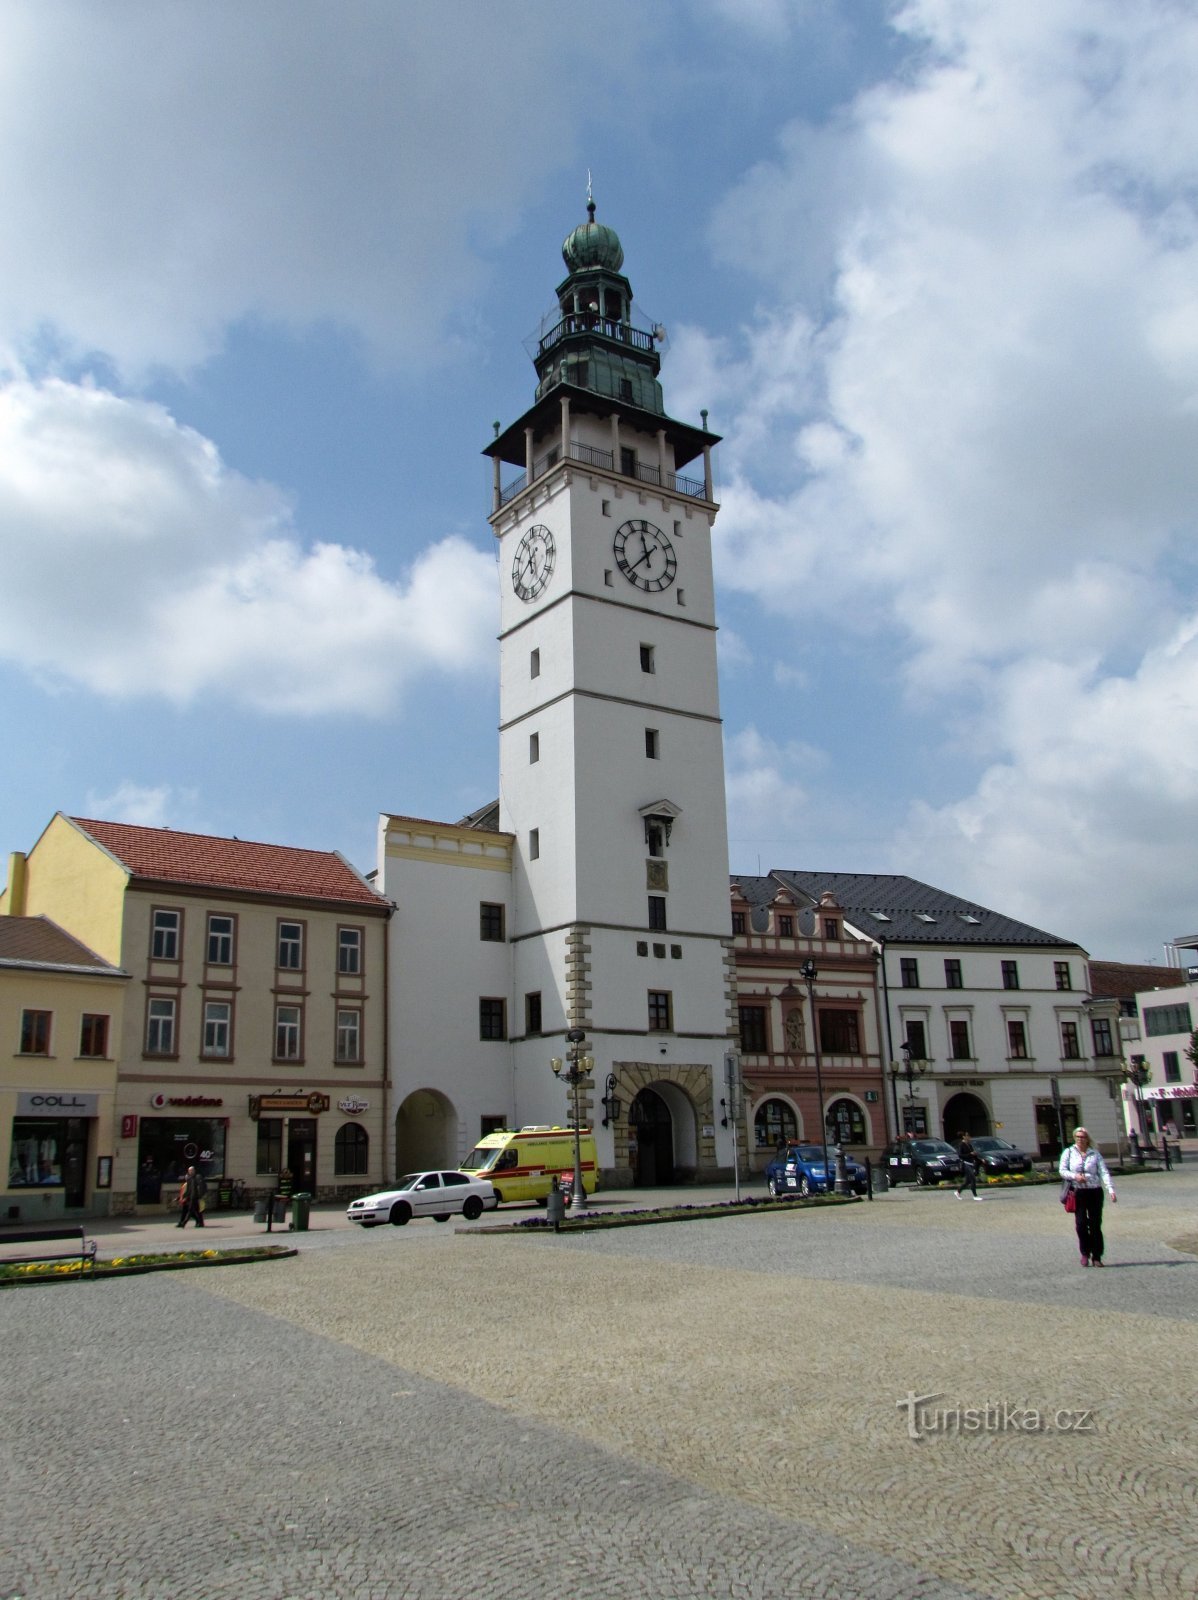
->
[{"left": 765, "top": 1143, "right": 868, "bottom": 1197}]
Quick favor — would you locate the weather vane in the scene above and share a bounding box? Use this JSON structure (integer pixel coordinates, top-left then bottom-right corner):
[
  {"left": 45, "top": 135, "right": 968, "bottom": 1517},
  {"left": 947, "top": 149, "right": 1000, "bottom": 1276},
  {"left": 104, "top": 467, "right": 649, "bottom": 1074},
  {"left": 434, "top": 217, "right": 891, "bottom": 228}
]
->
[{"left": 586, "top": 168, "right": 593, "bottom": 206}]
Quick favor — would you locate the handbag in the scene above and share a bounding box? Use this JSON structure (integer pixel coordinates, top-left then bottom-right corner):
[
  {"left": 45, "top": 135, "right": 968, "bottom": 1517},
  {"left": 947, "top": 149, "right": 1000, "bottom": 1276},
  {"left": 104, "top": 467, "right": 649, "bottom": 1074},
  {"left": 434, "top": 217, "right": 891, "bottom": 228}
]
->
[{"left": 1064, "top": 1187, "right": 1076, "bottom": 1214}]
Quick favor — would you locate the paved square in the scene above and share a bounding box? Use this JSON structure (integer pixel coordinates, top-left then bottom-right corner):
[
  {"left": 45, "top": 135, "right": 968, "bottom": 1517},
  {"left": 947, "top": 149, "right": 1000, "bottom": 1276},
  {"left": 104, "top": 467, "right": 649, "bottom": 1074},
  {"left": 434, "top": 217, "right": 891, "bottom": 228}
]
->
[{"left": 2, "top": 1171, "right": 1195, "bottom": 1599}]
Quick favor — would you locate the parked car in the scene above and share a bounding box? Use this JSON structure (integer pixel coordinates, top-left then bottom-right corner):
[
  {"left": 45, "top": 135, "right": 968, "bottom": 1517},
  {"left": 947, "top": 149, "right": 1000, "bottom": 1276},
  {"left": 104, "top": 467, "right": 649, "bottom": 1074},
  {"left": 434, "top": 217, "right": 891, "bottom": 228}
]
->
[
  {"left": 765, "top": 1143, "right": 869, "bottom": 1197},
  {"left": 968, "top": 1136, "right": 1034, "bottom": 1175},
  {"left": 346, "top": 1170, "right": 498, "bottom": 1227},
  {"left": 882, "top": 1139, "right": 964, "bottom": 1186}
]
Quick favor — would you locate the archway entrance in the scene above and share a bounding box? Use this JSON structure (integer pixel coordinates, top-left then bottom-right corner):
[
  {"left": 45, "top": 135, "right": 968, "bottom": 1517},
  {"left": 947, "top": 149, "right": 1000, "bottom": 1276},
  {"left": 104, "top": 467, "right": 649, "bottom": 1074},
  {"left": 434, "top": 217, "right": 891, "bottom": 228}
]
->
[
  {"left": 943, "top": 1092, "right": 991, "bottom": 1142},
  {"left": 629, "top": 1088, "right": 674, "bottom": 1186},
  {"left": 395, "top": 1088, "right": 458, "bottom": 1176}
]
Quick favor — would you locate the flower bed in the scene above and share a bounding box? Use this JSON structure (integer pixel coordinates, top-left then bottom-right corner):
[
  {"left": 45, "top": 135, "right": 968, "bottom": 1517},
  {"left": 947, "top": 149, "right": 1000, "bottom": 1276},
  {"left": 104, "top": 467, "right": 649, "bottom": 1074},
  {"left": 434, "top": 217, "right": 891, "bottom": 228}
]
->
[
  {"left": 0, "top": 1244, "right": 295, "bottom": 1286},
  {"left": 477, "top": 1193, "right": 860, "bottom": 1234}
]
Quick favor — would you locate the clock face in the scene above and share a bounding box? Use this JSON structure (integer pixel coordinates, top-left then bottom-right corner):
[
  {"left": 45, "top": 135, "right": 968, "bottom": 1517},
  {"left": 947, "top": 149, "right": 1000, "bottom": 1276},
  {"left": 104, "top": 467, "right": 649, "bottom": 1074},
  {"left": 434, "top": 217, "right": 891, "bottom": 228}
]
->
[
  {"left": 512, "top": 524, "right": 556, "bottom": 601},
  {"left": 613, "top": 518, "right": 677, "bottom": 592}
]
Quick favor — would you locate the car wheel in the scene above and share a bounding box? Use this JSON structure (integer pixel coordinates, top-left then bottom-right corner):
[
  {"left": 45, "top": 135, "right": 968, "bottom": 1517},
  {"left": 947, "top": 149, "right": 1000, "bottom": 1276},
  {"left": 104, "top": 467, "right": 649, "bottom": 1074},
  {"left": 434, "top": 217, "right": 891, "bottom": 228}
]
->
[
  {"left": 462, "top": 1196, "right": 483, "bottom": 1221},
  {"left": 389, "top": 1201, "right": 412, "bottom": 1226},
  {"left": 799, "top": 1176, "right": 811, "bottom": 1196},
  {"left": 916, "top": 1167, "right": 929, "bottom": 1186}
]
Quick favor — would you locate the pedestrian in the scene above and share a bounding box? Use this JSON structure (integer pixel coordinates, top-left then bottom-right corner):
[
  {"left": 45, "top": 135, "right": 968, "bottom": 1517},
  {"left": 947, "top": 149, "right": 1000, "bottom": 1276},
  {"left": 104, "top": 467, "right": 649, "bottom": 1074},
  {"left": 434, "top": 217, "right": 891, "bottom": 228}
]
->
[
  {"left": 1058, "top": 1127, "right": 1116, "bottom": 1266},
  {"left": 954, "top": 1132, "right": 982, "bottom": 1200},
  {"left": 176, "top": 1165, "right": 207, "bottom": 1228}
]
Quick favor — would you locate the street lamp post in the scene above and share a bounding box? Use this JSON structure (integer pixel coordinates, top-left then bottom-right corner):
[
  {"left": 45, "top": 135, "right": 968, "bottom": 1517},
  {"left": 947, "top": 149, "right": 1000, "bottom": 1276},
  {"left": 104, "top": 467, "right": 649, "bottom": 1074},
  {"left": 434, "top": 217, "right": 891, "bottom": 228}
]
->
[
  {"left": 890, "top": 1043, "right": 928, "bottom": 1135},
  {"left": 551, "top": 1027, "right": 594, "bottom": 1215},
  {"left": 798, "top": 959, "right": 831, "bottom": 1191}
]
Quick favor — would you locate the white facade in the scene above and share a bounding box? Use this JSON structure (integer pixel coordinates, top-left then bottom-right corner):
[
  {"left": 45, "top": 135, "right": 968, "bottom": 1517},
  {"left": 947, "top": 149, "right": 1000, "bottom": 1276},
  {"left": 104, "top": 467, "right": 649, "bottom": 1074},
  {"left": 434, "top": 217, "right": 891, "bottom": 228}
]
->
[
  {"left": 1128, "top": 981, "right": 1197, "bottom": 1138},
  {"left": 876, "top": 939, "right": 1122, "bottom": 1155}
]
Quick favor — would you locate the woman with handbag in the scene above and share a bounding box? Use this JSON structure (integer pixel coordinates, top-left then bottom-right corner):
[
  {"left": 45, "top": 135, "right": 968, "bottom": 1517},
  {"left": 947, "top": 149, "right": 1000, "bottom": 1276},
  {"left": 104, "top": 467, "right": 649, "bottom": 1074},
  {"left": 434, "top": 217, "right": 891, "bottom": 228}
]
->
[{"left": 1058, "top": 1127, "right": 1116, "bottom": 1266}]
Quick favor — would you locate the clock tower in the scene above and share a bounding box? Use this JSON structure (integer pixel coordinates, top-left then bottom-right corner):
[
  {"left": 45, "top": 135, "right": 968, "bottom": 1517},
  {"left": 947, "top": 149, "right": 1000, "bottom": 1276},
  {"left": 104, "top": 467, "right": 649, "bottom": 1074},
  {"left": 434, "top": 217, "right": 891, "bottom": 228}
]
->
[{"left": 484, "top": 200, "right": 737, "bottom": 1183}]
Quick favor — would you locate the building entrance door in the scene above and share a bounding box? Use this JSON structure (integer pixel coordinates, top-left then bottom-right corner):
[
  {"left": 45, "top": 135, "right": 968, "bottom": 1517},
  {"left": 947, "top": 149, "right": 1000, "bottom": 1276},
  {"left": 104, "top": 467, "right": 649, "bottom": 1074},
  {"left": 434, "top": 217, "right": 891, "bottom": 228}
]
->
[
  {"left": 287, "top": 1119, "right": 317, "bottom": 1193},
  {"left": 630, "top": 1089, "right": 673, "bottom": 1186}
]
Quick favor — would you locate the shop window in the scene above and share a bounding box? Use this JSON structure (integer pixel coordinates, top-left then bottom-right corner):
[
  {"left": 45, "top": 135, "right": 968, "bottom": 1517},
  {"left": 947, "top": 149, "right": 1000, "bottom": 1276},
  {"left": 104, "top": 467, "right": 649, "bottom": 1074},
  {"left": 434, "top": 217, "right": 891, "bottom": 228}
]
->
[
  {"left": 19, "top": 1009, "right": 51, "bottom": 1055},
  {"left": 338, "top": 926, "right": 362, "bottom": 975},
  {"left": 256, "top": 1117, "right": 282, "bottom": 1176},
  {"left": 828, "top": 1098, "right": 866, "bottom": 1144},
  {"left": 334, "top": 1122, "right": 369, "bottom": 1176},
  {"left": 335, "top": 1008, "right": 362, "bottom": 1064},
  {"left": 79, "top": 1013, "right": 109, "bottom": 1058},
  {"left": 754, "top": 1098, "right": 797, "bottom": 1149}
]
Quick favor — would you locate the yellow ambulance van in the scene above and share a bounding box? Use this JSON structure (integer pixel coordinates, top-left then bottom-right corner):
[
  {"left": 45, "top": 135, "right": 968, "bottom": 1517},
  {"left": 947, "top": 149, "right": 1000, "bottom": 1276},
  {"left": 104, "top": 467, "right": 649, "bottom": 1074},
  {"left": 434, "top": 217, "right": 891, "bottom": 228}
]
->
[{"left": 461, "top": 1126, "right": 598, "bottom": 1204}]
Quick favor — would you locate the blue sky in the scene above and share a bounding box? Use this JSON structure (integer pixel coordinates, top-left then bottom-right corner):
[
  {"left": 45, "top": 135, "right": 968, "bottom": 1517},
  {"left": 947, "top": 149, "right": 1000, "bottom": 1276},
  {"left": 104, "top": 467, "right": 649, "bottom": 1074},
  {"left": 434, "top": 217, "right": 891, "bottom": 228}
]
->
[{"left": 2, "top": 0, "right": 1197, "bottom": 963}]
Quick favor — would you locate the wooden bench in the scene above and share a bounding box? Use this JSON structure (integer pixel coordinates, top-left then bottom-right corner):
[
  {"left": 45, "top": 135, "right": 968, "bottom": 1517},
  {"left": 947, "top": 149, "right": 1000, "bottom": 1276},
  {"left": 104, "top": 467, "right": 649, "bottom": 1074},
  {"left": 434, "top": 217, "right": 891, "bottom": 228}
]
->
[{"left": 0, "top": 1225, "right": 96, "bottom": 1274}]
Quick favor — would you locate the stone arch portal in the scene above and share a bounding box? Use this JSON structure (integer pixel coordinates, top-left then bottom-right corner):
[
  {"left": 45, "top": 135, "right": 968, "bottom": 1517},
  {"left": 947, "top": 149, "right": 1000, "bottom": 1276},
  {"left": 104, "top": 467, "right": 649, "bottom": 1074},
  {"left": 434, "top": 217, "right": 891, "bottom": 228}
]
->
[
  {"left": 942, "top": 1092, "right": 991, "bottom": 1141},
  {"left": 395, "top": 1088, "right": 458, "bottom": 1177}
]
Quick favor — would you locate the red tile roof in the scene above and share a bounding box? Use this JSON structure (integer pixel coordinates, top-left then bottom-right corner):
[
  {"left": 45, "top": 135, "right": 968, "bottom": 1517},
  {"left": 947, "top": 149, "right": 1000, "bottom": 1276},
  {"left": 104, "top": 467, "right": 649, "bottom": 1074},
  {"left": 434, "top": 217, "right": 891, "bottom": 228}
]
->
[
  {"left": 70, "top": 818, "right": 386, "bottom": 909},
  {"left": 1087, "top": 960, "right": 1186, "bottom": 999},
  {"left": 0, "top": 915, "right": 123, "bottom": 972}
]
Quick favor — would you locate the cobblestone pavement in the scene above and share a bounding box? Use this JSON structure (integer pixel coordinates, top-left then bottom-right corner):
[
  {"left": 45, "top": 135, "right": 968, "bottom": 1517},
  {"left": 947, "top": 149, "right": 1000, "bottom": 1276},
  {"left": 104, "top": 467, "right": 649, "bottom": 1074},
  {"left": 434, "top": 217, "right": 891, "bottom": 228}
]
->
[{"left": 2, "top": 1170, "right": 1196, "bottom": 1600}]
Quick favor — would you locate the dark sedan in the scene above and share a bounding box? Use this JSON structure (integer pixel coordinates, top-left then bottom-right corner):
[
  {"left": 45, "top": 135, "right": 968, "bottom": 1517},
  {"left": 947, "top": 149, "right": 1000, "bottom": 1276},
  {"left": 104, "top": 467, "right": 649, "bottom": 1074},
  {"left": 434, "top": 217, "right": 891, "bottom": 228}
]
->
[
  {"left": 969, "top": 1136, "right": 1034, "bottom": 1175},
  {"left": 882, "top": 1139, "right": 964, "bottom": 1186}
]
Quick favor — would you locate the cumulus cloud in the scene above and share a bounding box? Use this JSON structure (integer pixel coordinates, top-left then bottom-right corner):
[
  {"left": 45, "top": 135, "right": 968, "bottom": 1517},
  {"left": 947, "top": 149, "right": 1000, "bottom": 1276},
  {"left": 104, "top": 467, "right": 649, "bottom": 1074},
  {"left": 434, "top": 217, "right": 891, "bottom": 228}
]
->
[
  {"left": 0, "top": 373, "right": 496, "bottom": 712},
  {"left": 705, "top": 0, "right": 1198, "bottom": 952},
  {"left": 0, "top": 0, "right": 630, "bottom": 378}
]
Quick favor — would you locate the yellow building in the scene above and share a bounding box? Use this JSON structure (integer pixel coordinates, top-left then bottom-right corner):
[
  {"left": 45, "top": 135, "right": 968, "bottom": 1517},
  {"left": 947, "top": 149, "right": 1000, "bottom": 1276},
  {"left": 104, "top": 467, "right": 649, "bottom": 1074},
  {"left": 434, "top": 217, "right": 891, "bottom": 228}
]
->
[
  {"left": 3, "top": 815, "right": 390, "bottom": 1214},
  {"left": 0, "top": 914, "right": 127, "bottom": 1222}
]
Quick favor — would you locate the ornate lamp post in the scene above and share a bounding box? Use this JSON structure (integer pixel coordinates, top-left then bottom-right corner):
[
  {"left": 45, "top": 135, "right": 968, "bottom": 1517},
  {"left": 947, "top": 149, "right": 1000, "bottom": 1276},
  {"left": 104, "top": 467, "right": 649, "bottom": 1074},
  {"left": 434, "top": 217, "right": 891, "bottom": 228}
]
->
[
  {"left": 1123, "top": 1056, "right": 1151, "bottom": 1155},
  {"left": 551, "top": 1027, "right": 594, "bottom": 1214},
  {"left": 890, "top": 1042, "right": 928, "bottom": 1135},
  {"left": 798, "top": 959, "right": 831, "bottom": 1190}
]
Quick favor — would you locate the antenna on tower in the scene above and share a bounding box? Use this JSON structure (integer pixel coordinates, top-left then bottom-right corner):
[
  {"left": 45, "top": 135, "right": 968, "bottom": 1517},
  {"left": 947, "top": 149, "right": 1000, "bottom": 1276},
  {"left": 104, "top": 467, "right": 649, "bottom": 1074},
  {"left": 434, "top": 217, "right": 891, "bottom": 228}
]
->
[{"left": 586, "top": 168, "right": 593, "bottom": 205}]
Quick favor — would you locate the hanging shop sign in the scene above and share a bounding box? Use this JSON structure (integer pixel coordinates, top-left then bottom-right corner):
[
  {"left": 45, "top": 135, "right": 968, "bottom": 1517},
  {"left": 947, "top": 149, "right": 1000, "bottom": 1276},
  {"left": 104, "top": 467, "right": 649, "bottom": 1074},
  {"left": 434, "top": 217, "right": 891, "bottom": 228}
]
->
[
  {"left": 248, "top": 1092, "right": 330, "bottom": 1119},
  {"left": 338, "top": 1095, "right": 370, "bottom": 1115}
]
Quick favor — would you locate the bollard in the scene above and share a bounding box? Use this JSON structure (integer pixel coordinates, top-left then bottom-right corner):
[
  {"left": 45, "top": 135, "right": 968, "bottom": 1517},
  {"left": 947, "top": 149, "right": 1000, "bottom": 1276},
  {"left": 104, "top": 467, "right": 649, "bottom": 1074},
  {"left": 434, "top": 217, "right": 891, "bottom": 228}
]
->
[{"left": 545, "top": 1187, "right": 566, "bottom": 1230}]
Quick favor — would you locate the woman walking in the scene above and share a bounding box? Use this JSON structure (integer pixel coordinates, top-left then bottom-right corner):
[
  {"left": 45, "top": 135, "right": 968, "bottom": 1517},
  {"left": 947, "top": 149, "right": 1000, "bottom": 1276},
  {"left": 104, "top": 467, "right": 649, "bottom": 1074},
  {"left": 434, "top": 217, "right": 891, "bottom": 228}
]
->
[{"left": 1058, "top": 1128, "right": 1116, "bottom": 1266}]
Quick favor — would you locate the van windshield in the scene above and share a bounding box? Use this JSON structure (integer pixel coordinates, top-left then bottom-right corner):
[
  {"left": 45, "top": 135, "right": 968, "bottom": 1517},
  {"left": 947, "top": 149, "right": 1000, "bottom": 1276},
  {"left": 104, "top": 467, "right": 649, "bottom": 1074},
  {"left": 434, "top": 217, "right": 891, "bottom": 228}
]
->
[{"left": 461, "top": 1146, "right": 498, "bottom": 1172}]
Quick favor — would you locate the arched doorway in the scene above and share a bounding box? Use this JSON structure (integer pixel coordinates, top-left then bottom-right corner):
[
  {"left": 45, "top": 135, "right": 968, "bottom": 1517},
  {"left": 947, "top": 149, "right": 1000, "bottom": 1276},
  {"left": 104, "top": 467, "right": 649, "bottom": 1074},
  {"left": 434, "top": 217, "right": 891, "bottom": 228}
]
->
[
  {"left": 629, "top": 1082, "right": 698, "bottom": 1186},
  {"left": 754, "top": 1097, "right": 798, "bottom": 1159},
  {"left": 943, "top": 1092, "right": 990, "bottom": 1142},
  {"left": 395, "top": 1088, "right": 458, "bottom": 1176},
  {"left": 826, "top": 1097, "right": 868, "bottom": 1148}
]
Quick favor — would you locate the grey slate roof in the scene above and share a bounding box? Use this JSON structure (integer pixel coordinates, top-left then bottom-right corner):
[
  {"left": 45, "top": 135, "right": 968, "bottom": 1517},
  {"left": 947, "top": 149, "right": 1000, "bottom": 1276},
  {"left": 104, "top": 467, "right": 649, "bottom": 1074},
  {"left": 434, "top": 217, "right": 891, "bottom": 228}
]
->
[
  {"left": 732, "top": 870, "right": 1078, "bottom": 950},
  {"left": 0, "top": 915, "right": 126, "bottom": 975}
]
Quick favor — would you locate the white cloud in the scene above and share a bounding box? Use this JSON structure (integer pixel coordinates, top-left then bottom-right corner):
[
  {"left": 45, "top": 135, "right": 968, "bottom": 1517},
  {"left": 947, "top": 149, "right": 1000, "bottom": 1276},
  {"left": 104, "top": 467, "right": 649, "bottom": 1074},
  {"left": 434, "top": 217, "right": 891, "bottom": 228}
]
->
[
  {"left": 704, "top": 0, "right": 1198, "bottom": 950},
  {"left": 0, "top": 373, "right": 496, "bottom": 712},
  {"left": 82, "top": 782, "right": 181, "bottom": 830},
  {"left": 0, "top": 0, "right": 631, "bottom": 379}
]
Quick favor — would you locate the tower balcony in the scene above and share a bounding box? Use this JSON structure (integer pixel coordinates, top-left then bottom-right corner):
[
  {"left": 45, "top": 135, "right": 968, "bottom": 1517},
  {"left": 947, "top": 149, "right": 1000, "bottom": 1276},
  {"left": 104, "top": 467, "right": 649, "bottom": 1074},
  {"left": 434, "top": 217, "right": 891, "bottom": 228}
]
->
[{"left": 499, "top": 440, "right": 706, "bottom": 509}]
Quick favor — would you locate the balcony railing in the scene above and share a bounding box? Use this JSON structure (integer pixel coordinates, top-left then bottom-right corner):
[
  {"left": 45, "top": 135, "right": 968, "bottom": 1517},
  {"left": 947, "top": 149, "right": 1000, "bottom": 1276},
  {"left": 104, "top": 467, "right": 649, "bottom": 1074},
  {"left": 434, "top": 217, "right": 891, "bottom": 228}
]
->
[
  {"left": 499, "top": 441, "right": 705, "bottom": 508},
  {"left": 537, "top": 315, "right": 656, "bottom": 359}
]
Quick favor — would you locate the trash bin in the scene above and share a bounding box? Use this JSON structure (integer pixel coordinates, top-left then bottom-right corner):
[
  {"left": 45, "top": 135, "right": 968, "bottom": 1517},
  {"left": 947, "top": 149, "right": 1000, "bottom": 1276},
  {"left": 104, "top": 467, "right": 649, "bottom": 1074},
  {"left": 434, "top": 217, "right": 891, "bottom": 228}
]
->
[
  {"left": 290, "top": 1192, "right": 311, "bottom": 1231},
  {"left": 545, "top": 1187, "right": 566, "bottom": 1227},
  {"left": 252, "top": 1199, "right": 268, "bottom": 1224}
]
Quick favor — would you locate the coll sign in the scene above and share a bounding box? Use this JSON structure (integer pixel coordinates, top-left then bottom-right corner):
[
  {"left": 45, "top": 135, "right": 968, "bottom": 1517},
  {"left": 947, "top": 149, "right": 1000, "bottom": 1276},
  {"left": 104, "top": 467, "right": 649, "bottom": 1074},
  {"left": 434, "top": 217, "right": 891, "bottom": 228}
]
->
[{"left": 16, "top": 1092, "right": 100, "bottom": 1116}]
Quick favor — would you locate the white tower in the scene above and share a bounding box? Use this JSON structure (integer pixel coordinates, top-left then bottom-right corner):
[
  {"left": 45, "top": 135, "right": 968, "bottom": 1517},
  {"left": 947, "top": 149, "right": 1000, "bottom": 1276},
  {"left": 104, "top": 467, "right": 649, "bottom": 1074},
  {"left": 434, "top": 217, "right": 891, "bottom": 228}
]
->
[{"left": 484, "top": 201, "right": 737, "bottom": 1184}]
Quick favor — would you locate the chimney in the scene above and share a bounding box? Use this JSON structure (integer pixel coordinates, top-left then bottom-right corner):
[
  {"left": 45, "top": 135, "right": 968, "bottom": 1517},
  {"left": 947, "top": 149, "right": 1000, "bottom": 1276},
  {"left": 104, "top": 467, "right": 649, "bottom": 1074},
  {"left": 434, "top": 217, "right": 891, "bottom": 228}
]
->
[{"left": 5, "top": 851, "right": 28, "bottom": 915}]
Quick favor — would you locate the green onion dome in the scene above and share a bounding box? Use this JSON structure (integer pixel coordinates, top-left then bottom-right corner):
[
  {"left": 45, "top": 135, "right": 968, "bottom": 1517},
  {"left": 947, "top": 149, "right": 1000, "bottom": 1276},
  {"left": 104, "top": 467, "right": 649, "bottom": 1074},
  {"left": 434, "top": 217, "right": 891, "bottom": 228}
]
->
[{"left": 562, "top": 200, "right": 624, "bottom": 273}]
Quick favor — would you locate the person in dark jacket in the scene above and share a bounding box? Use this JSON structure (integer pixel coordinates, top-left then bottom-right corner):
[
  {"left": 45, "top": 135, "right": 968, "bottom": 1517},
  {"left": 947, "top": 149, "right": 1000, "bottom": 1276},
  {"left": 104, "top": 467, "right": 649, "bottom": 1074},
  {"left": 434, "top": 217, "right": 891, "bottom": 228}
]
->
[
  {"left": 177, "top": 1166, "right": 207, "bottom": 1228},
  {"left": 954, "top": 1133, "right": 981, "bottom": 1200}
]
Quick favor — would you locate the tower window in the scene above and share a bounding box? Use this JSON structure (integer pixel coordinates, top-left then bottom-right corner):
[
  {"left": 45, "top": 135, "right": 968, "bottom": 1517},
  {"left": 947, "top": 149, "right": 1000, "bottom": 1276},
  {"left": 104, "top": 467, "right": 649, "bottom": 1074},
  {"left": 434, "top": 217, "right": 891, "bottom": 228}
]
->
[
  {"left": 479, "top": 903, "right": 505, "bottom": 942},
  {"left": 647, "top": 822, "right": 665, "bottom": 858},
  {"left": 620, "top": 446, "right": 636, "bottom": 477},
  {"left": 619, "top": 379, "right": 633, "bottom": 402},
  {"left": 604, "top": 570, "right": 613, "bottom": 586},
  {"left": 648, "top": 991, "right": 672, "bottom": 1031},
  {"left": 529, "top": 829, "right": 540, "bottom": 860},
  {"left": 525, "top": 992, "right": 542, "bottom": 1036},
  {"left": 479, "top": 998, "right": 507, "bottom": 1041},
  {"left": 640, "top": 644, "right": 655, "bottom": 674},
  {"left": 602, "top": 500, "right": 611, "bottom": 517},
  {"left": 648, "top": 896, "right": 667, "bottom": 931},
  {"left": 530, "top": 648, "right": 540, "bottom": 678},
  {"left": 645, "top": 728, "right": 659, "bottom": 759},
  {"left": 676, "top": 589, "right": 686, "bottom": 607},
  {"left": 529, "top": 731, "right": 539, "bottom": 763}
]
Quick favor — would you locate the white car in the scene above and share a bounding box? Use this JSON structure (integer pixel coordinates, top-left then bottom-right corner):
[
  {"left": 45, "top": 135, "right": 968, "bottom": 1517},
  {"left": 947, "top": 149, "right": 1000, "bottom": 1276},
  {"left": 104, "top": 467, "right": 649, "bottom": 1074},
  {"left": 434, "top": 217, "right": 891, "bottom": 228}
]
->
[{"left": 346, "top": 1170, "right": 498, "bottom": 1227}]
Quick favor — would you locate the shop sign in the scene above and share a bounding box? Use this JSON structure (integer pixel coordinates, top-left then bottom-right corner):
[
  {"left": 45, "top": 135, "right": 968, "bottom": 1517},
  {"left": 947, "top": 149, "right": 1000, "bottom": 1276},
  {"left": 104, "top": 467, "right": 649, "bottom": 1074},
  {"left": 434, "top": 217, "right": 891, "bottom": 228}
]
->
[
  {"left": 1143, "top": 1085, "right": 1198, "bottom": 1099},
  {"left": 121, "top": 1114, "right": 139, "bottom": 1138},
  {"left": 338, "top": 1095, "right": 370, "bottom": 1115},
  {"left": 16, "top": 1092, "right": 100, "bottom": 1116},
  {"left": 248, "top": 1092, "right": 330, "bottom": 1119},
  {"left": 150, "top": 1094, "right": 224, "bottom": 1108}
]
